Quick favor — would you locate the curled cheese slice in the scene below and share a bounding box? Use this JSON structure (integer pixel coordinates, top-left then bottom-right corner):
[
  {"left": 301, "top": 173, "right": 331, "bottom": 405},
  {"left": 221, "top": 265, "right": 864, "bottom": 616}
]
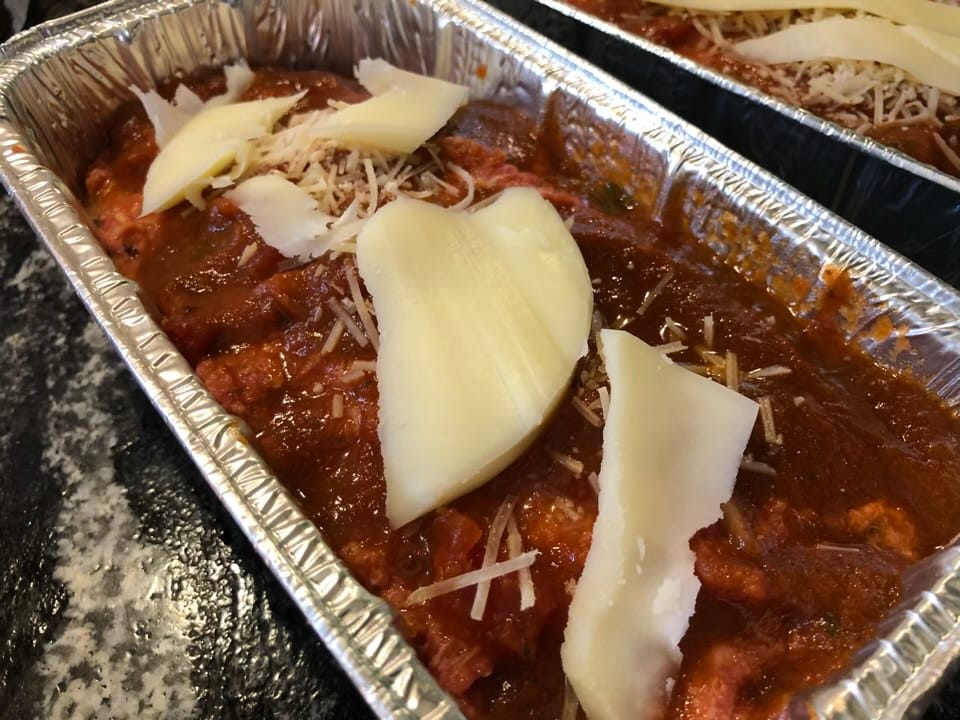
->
[
  {"left": 226, "top": 174, "right": 367, "bottom": 258},
  {"left": 356, "top": 187, "right": 593, "bottom": 528},
  {"left": 645, "top": 0, "right": 960, "bottom": 38},
  {"left": 733, "top": 17, "right": 960, "bottom": 96},
  {"left": 562, "top": 329, "right": 758, "bottom": 720},
  {"left": 141, "top": 92, "right": 304, "bottom": 215},
  {"left": 225, "top": 175, "right": 335, "bottom": 258},
  {"left": 132, "top": 62, "right": 255, "bottom": 148},
  {"left": 311, "top": 58, "right": 469, "bottom": 154}
]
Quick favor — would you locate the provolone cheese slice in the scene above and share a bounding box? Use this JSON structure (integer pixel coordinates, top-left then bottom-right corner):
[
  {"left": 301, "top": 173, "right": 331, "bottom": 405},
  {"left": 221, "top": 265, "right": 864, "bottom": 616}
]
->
[
  {"left": 132, "top": 62, "right": 255, "bottom": 148},
  {"left": 646, "top": 0, "right": 960, "bottom": 38},
  {"left": 311, "top": 59, "right": 469, "bottom": 154},
  {"left": 225, "top": 175, "right": 335, "bottom": 258},
  {"left": 226, "top": 174, "right": 368, "bottom": 258},
  {"left": 734, "top": 17, "right": 960, "bottom": 95},
  {"left": 356, "top": 187, "right": 593, "bottom": 527},
  {"left": 141, "top": 92, "right": 304, "bottom": 215},
  {"left": 562, "top": 329, "right": 758, "bottom": 720}
]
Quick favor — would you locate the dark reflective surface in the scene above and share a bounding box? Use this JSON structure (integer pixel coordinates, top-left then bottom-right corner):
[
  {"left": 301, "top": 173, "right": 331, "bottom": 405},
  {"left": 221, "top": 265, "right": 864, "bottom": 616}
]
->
[{"left": 0, "top": 193, "right": 373, "bottom": 718}]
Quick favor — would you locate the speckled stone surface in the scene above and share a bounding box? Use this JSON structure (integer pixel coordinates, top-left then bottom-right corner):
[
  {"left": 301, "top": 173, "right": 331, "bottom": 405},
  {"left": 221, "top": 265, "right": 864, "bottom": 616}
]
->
[{"left": 0, "top": 194, "right": 373, "bottom": 718}]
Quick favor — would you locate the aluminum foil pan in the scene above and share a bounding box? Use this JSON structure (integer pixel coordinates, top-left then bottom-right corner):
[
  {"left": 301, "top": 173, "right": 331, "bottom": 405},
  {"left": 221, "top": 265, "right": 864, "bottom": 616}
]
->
[
  {"left": 2, "top": 0, "right": 960, "bottom": 718},
  {"left": 487, "top": 0, "right": 960, "bottom": 288}
]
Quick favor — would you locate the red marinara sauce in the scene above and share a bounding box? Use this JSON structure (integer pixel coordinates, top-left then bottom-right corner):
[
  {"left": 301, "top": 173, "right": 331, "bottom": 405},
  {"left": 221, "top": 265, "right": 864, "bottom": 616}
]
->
[{"left": 85, "top": 68, "right": 960, "bottom": 720}]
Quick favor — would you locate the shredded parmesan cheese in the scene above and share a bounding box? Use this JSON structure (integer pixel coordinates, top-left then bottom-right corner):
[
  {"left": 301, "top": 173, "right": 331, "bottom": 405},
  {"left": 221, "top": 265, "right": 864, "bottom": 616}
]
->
[
  {"left": 725, "top": 351, "right": 740, "bottom": 391},
  {"left": 587, "top": 471, "right": 600, "bottom": 495},
  {"left": 549, "top": 449, "right": 585, "bottom": 477},
  {"left": 560, "top": 678, "right": 581, "bottom": 720},
  {"left": 326, "top": 298, "right": 369, "bottom": 347},
  {"left": 470, "top": 496, "right": 517, "bottom": 620},
  {"left": 703, "top": 313, "right": 715, "bottom": 349},
  {"left": 506, "top": 515, "right": 536, "bottom": 611},
  {"left": 758, "top": 395, "right": 783, "bottom": 445},
  {"left": 331, "top": 393, "right": 344, "bottom": 418},
  {"left": 571, "top": 395, "right": 603, "bottom": 427},
  {"left": 447, "top": 163, "right": 476, "bottom": 211},
  {"left": 351, "top": 360, "right": 377, "bottom": 373},
  {"left": 793, "top": 395, "right": 806, "bottom": 406},
  {"left": 661, "top": 316, "right": 688, "bottom": 342},
  {"left": 338, "top": 367, "right": 368, "bottom": 385},
  {"left": 224, "top": 96, "right": 476, "bottom": 255},
  {"left": 597, "top": 386, "right": 610, "bottom": 420},
  {"left": 637, "top": 270, "right": 674, "bottom": 316},
  {"left": 345, "top": 261, "right": 380, "bottom": 351},
  {"left": 815, "top": 542, "right": 864, "bottom": 554},
  {"left": 933, "top": 132, "right": 960, "bottom": 173},
  {"left": 237, "top": 242, "right": 258, "bottom": 268},
  {"left": 321, "top": 319, "right": 346, "bottom": 355},
  {"left": 404, "top": 551, "right": 539, "bottom": 607},
  {"left": 740, "top": 456, "right": 777, "bottom": 475},
  {"left": 363, "top": 157, "right": 379, "bottom": 216},
  {"left": 699, "top": 348, "right": 726, "bottom": 368},
  {"left": 746, "top": 365, "right": 792, "bottom": 379}
]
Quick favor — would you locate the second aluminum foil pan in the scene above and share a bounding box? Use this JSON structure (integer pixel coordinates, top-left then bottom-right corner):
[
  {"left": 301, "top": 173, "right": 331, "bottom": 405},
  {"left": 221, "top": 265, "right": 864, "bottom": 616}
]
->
[
  {"left": 487, "top": 0, "right": 960, "bottom": 288},
  {"left": 2, "top": 0, "right": 960, "bottom": 717}
]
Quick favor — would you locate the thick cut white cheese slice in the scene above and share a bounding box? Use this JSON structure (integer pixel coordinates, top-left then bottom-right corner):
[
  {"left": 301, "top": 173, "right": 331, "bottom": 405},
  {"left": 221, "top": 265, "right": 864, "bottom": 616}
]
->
[
  {"left": 141, "top": 93, "right": 304, "bottom": 215},
  {"left": 562, "top": 329, "right": 758, "bottom": 720},
  {"left": 311, "top": 59, "right": 469, "bottom": 154},
  {"left": 132, "top": 62, "right": 255, "bottom": 148},
  {"left": 734, "top": 17, "right": 960, "bottom": 96},
  {"left": 356, "top": 187, "right": 593, "bottom": 528},
  {"left": 225, "top": 175, "right": 336, "bottom": 258},
  {"left": 646, "top": 0, "right": 960, "bottom": 38}
]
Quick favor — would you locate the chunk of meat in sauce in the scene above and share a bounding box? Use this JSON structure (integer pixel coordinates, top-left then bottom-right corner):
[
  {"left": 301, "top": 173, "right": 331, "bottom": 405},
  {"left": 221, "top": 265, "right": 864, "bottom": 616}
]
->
[
  {"left": 520, "top": 490, "right": 595, "bottom": 578},
  {"left": 677, "top": 543, "right": 903, "bottom": 720},
  {"left": 676, "top": 638, "right": 781, "bottom": 720},
  {"left": 439, "top": 136, "right": 583, "bottom": 209},
  {"left": 693, "top": 528, "right": 769, "bottom": 607},
  {"left": 846, "top": 500, "right": 919, "bottom": 560}
]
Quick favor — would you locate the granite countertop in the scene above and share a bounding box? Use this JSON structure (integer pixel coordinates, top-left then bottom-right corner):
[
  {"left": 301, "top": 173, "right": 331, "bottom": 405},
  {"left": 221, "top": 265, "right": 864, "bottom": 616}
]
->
[
  {"left": 2, "top": 3, "right": 960, "bottom": 720},
  {"left": 0, "top": 195, "right": 373, "bottom": 717}
]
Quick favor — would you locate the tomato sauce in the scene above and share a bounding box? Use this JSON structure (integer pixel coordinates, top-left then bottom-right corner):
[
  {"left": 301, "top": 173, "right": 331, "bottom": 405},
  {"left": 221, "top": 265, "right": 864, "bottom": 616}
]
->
[{"left": 85, "top": 69, "right": 960, "bottom": 719}]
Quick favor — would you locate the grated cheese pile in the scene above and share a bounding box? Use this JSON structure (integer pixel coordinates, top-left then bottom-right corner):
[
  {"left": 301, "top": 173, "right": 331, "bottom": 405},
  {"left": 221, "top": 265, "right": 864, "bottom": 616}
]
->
[
  {"left": 638, "top": 1, "right": 960, "bottom": 169},
  {"left": 243, "top": 107, "right": 473, "bottom": 229},
  {"left": 135, "top": 60, "right": 475, "bottom": 255}
]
